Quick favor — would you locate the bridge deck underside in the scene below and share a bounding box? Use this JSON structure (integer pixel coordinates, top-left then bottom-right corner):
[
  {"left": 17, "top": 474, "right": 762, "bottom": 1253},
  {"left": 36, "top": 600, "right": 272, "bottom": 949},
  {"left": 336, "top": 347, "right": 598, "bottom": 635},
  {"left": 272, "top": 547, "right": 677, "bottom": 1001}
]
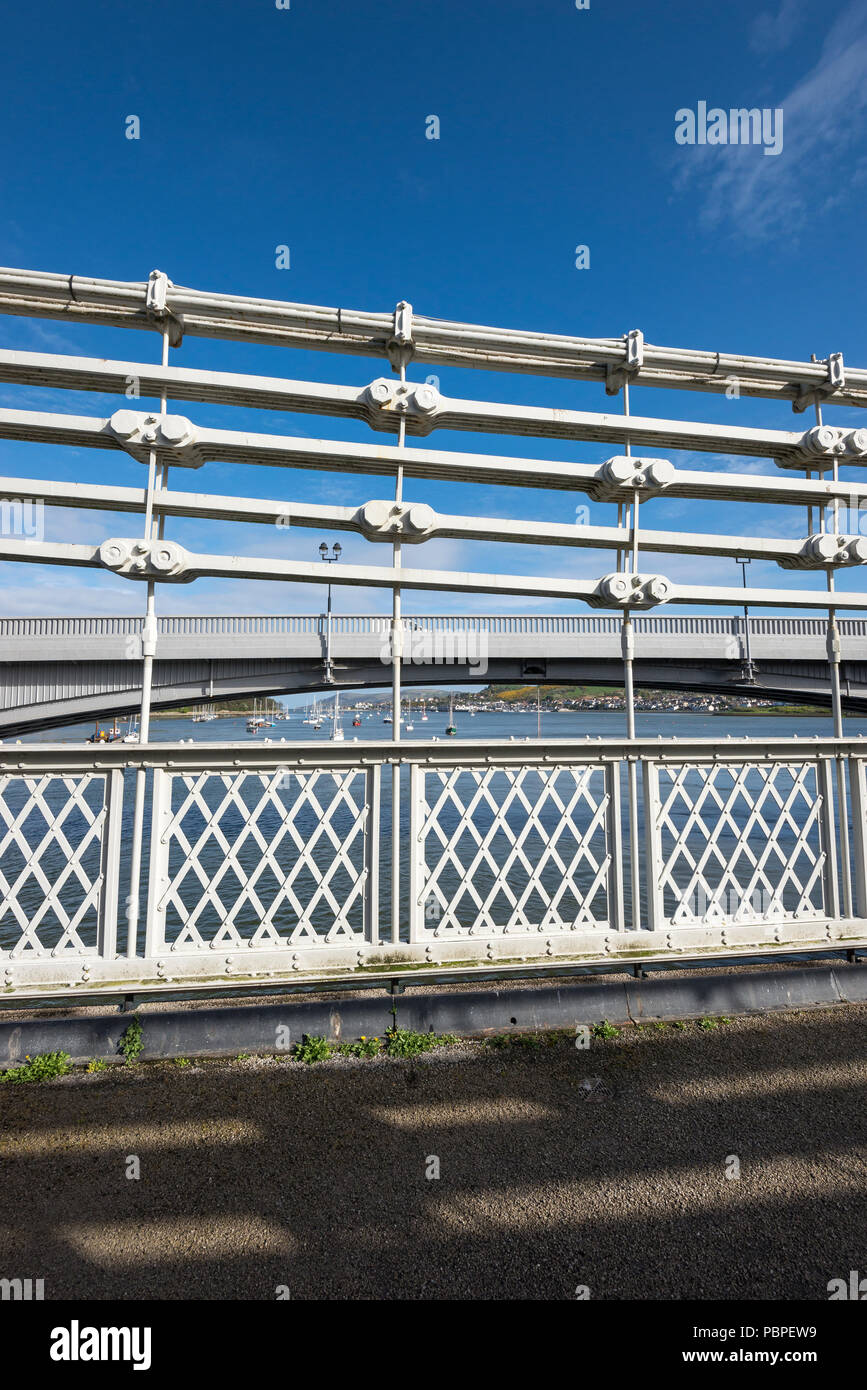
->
[{"left": 1, "top": 653, "right": 866, "bottom": 733}]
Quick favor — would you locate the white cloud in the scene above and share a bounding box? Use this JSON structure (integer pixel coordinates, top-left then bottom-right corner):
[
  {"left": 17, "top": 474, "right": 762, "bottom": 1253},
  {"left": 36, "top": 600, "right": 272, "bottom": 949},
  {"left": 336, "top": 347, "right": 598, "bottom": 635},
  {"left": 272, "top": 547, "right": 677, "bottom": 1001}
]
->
[{"left": 675, "top": 3, "right": 867, "bottom": 239}]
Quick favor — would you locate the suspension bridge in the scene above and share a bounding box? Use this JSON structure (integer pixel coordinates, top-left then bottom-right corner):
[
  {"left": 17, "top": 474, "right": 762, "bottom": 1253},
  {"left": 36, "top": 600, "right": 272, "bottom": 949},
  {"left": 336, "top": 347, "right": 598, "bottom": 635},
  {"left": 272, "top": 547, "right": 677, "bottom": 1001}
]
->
[{"left": 0, "top": 265, "right": 865, "bottom": 1004}]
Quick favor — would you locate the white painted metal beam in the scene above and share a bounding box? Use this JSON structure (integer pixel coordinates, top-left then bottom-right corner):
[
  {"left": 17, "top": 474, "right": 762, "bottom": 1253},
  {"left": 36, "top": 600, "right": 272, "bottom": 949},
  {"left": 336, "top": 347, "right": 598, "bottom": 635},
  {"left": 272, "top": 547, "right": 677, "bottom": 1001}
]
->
[
  {"left": 0, "top": 352, "right": 861, "bottom": 459},
  {"left": 0, "top": 471, "right": 861, "bottom": 568},
  {"left": 0, "top": 267, "right": 864, "bottom": 406},
  {"left": 1, "top": 407, "right": 865, "bottom": 495},
  {"left": 1, "top": 534, "right": 866, "bottom": 610}
]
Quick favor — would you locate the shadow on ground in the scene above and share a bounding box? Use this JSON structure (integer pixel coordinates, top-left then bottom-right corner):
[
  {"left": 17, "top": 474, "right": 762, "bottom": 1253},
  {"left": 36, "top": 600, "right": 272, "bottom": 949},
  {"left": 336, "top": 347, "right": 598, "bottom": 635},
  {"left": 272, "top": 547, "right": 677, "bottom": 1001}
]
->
[{"left": 1, "top": 1006, "right": 865, "bottom": 1299}]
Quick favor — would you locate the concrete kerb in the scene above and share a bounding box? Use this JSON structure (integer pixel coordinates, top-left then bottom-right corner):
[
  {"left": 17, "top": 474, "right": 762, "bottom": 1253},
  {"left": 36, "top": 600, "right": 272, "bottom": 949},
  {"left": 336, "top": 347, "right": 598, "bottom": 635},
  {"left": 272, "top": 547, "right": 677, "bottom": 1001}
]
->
[{"left": 1, "top": 965, "right": 865, "bottom": 1065}]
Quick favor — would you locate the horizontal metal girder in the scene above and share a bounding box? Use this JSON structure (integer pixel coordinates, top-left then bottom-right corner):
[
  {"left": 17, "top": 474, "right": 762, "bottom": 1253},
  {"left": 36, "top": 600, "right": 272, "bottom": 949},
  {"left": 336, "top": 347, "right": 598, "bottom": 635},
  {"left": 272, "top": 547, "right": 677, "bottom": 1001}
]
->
[
  {"left": 0, "top": 350, "right": 848, "bottom": 458},
  {"left": 0, "top": 266, "right": 865, "bottom": 406},
  {"left": 0, "top": 405, "right": 863, "bottom": 497},
  {"left": 0, "top": 534, "right": 866, "bottom": 611},
  {"left": 0, "top": 471, "right": 859, "bottom": 568}
]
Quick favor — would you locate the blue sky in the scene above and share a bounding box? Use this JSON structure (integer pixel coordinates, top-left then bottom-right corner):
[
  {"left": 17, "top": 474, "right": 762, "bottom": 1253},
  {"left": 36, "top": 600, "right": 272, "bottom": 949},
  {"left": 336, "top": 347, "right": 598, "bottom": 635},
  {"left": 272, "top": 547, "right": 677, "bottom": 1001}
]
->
[{"left": 0, "top": 0, "right": 865, "bottom": 625}]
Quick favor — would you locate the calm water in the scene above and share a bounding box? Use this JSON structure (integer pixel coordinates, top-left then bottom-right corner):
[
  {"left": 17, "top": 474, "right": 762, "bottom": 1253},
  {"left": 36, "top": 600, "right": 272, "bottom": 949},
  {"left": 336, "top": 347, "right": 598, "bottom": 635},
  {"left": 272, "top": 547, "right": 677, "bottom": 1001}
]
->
[{"left": 15, "top": 706, "right": 867, "bottom": 746}]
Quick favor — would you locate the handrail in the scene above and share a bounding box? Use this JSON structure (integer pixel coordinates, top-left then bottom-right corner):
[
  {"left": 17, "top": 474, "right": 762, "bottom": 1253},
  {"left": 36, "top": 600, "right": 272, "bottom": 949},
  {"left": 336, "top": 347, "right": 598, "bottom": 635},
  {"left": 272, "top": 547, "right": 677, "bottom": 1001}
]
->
[
  {"left": 0, "top": 266, "right": 864, "bottom": 405},
  {"left": 0, "top": 614, "right": 864, "bottom": 638}
]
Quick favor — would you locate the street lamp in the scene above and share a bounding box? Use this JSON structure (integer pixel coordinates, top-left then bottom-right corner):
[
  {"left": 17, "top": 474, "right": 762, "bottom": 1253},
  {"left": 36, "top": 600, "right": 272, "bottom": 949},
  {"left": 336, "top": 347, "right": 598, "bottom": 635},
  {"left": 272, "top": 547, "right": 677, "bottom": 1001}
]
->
[
  {"left": 320, "top": 542, "right": 341, "bottom": 681},
  {"left": 735, "top": 556, "right": 755, "bottom": 682}
]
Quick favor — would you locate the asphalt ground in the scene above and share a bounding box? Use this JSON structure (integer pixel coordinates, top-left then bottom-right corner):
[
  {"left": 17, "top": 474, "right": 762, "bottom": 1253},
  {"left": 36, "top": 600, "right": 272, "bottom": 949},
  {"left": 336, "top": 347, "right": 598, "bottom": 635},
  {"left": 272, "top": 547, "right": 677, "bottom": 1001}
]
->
[{"left": 1, "top": 1002, "right": 865, "bottom": 1300}]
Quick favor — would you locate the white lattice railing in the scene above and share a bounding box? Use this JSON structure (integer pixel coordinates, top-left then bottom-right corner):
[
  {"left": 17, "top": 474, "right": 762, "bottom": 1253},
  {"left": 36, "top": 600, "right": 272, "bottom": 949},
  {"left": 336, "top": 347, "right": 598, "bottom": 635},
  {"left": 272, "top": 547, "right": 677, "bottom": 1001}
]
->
[
  {"left": 0, "top": 768, "right": 123, "bottom": 969},
  {"left": 642, "top": 756, "right": 840, "bottom": 947},
  {"left": 0, "top": 739, "right": 866, "bottom": 998},
  {"left": 145, "top": 765, "right": 380, "bottom": 959},
  {"left": 408, "top": 762, "right": 623, "bottom": 942}
]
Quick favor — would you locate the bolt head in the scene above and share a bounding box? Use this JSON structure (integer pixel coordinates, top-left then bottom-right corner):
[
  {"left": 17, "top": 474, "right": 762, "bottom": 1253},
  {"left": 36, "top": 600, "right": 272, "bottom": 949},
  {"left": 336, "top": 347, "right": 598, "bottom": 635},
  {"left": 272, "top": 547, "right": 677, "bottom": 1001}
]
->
[
  {"left": 849, "top": 537, "right": 867, "bottom": 563},
  {"left": 603, "top": 456, "right": 635, "bottom": 484},
  {"left": 150, "top": 542, "right": 184, "bottom": 574},
  {"left": 600, "top": 573, "right": 631, "bottom": 602},
  {"left": 807, "top": 424, "right": 845, "bottom": 456},
  {"left": 159, "top": 415, "right": 193, "bottom": 447},
  {"left": 808, "top": 533, "right": 840, "bottom": 563},
  {"left": 405, "top": 503, "right": 435, "bottom": 533},
  {"left": 367, "top": 380, "right": 393, "bottom": 406},
  {"left": 109, "top": 409, "right": 141, "bottom": 440},
  {"left": 647, "top": 459, "right": 675, "bottom": 488},
  {"left": 645, "top": 576, "right": 672, "bottom": 602},
  {"left": 847, "top": 428, "right": 867, "bottom": 455},
  {"left": 99, "top": 538, "right": 131, "bottom": 569},
  {"left": 414, "top": 384, "right": 439, "bottom": 413},
  {"left": 361, "top": 500, "right": 392, "bottom": 531}
]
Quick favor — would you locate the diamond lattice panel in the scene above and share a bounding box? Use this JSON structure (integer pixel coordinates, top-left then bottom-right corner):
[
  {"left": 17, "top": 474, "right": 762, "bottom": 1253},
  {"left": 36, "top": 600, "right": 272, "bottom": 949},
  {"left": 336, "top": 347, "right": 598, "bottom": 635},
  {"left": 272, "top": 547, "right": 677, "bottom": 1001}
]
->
[
  {"left": 654, "top": 761, "right": 828, "bottom": 925},
  {"left": 159, "top": 769, "right": 370, "bottom": 948},
  {"left": 417, "top": 765, "right": 612, "bottom": 935},
  {"left": 0, "top": 774, "right": 108, "bottom": 956}
]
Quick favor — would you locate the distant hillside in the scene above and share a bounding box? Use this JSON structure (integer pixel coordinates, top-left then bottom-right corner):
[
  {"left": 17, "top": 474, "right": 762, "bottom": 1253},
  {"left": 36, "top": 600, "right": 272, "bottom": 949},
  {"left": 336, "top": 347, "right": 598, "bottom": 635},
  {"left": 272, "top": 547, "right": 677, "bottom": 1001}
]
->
[
  {"left": 482, "top": 683, "right": 622, "bottom": 702},
  {"left": 154, "top": 697, "right": 283, "bottom": 717}
]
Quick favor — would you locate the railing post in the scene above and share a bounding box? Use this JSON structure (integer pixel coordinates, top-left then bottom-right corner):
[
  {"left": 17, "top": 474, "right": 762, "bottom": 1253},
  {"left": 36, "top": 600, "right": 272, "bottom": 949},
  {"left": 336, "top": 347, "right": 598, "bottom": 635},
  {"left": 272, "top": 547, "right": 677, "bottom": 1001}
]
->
[
  {"left": 407, "top": 761, "right": 424, "bottom": 943},
  {"left": 642, "top": 758, "right": 662, "bottom": 933},
  {"left": 818, "top": 756, "right": 841, "bottom": 920},
  {"left": 605, "top": 760, "right": 625, "bottom": 933},
  {"left": 848, "top": 755, "right": 867, "bottom": 920},
  {"left": 144, "top": 767, "right": 171, "bottom": 960},
  {"left": 366, "top": 763, "right": 381, "bottom": 946},
  {"left": 96, "top": 768, "right": 124, "bottom": 961}
]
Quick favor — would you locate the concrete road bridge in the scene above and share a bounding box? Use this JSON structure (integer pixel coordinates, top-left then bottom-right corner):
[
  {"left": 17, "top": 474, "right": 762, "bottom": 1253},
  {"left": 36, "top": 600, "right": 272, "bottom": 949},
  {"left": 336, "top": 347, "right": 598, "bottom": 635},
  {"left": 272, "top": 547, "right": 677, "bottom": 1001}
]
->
[{"left": 0, "top": 612, "right": 866, "bottom": 735}]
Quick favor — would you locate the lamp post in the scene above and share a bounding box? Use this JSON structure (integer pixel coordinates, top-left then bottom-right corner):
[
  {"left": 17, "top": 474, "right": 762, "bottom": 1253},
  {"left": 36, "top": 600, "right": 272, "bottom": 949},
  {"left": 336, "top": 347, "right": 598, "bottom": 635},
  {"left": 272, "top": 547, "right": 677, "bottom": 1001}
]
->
[
  {"left": 735, "top": 555, "right": 755, "bottom": 682},
  {"left": 319, "top": 541, "right": 341, "bottom": 682}
]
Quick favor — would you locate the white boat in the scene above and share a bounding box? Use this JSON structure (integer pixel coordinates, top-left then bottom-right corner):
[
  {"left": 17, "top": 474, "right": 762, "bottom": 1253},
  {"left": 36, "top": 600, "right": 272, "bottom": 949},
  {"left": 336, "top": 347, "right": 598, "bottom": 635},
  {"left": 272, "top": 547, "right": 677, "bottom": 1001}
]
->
[
  {"left": 246, "top": 697, "right": 267, "bottom": 734},
  {"left": 121, "top": 713, "right": 140, "bottom": 744},
  {"left": 330, "top": 690, "right": 344, "bottom": 741},
  {"left": 445, "top": 694, "right": 457, "bottom": 736},
  {"left": 303, "top": 699, "right": 322, "bottom": 727}
]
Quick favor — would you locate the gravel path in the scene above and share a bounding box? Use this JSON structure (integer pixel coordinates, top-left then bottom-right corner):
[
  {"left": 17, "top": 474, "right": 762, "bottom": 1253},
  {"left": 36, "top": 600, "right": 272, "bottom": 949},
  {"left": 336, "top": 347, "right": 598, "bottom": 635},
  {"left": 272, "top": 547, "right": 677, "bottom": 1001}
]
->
[{"left": 1, "top": 1004, "right": 865, "bottom": 1300}]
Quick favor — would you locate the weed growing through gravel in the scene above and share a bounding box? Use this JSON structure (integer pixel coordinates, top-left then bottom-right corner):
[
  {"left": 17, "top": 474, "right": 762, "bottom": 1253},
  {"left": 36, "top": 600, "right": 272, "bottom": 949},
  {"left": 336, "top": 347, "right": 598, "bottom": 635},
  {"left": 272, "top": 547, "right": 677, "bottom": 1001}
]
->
[
  {"left": 338, "top": 1036, "right": 383, "bottom": 1058},
  {"left": 0, "top": 1051, "right": 72, "bottom": 1084},
  {"left": 294, "top": 1035, "right": 333, "bottom": 1064},
  {"left": 295, "top": 1028, "right": 459, "bottom": 1064},
  {"left": 486, "top": 1031, "right": 562, "bottom": 1050},
  {"left": 592, "top": 1020, "right": 621, "bottom": 1040},
  {"left": 699, "top": 1017, "right": 719, "bottom": 1031},
  {"left": 86, "top": 1059, "right": 108, "bottom": 1073},
  {"left": 118, "top": 1016, "right": 143, "bottom": 1065},
  {"left": 174, "top": 1057, "right": 191, "bottom": 1067},
  {"left": 382, "top": 1027, "right": 458, "bottom": 1058}
]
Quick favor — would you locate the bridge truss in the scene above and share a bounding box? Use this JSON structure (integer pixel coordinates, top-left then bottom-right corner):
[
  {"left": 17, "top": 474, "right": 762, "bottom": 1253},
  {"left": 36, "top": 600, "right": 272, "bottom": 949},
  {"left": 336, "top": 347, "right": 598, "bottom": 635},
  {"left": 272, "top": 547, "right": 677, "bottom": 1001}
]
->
[{"left": 0, "top": 265, "right": 865, "bottom": 998}]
